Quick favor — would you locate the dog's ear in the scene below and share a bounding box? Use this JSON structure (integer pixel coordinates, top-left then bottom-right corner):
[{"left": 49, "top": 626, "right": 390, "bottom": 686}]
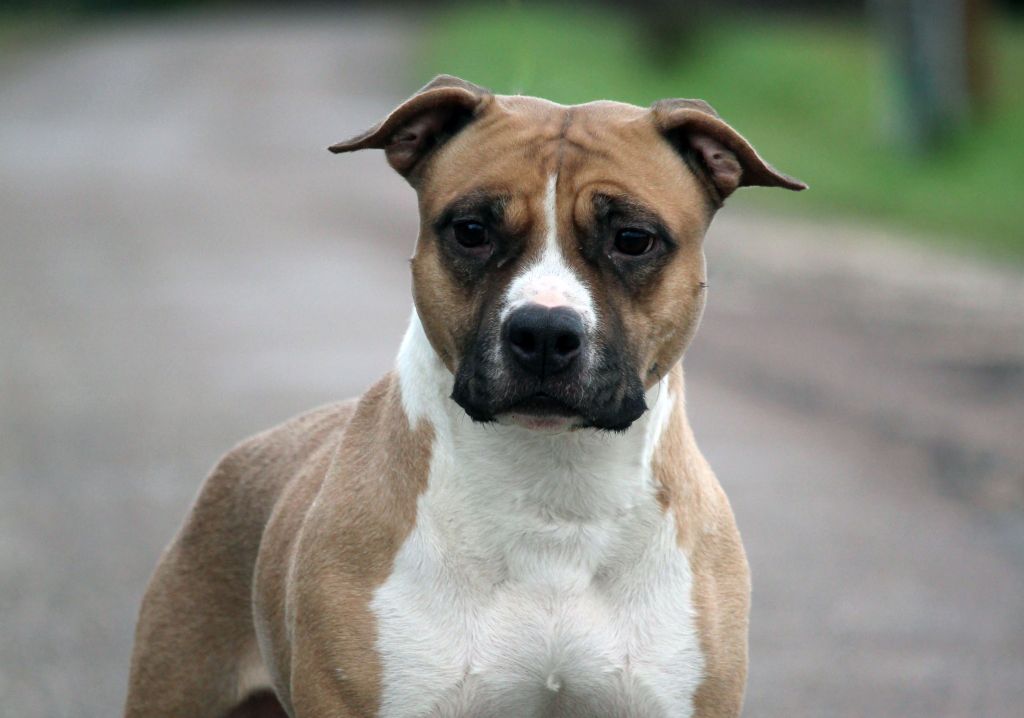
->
[
  {"left": 651, "top": 98, "right": 807, "bottom": 205},
  {"left": 329, "top": 75, "right": 489, "bottom": 179}
]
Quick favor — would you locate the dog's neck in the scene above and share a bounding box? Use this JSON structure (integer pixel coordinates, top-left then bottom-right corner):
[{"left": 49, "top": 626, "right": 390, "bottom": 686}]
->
[{"left": 395, "top": 311, "right": 681, "bottom": 527}]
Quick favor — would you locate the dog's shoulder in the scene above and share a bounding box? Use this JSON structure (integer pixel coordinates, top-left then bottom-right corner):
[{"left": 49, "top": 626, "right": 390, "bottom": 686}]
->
[
  {"left": 250, "top": 373, "right": 433, "bottom": 709},
  {"left": 222, "top": 398, "right": 361, "bottom": 492},
  {"left": 235, "top": 370, "right": 432, "bottom": 577},
  {"left": 295, "top": 371, "right": 433, "bottom": 565},
  {"left": 653, "top": 403, "right": 750, "bottom": 717}
]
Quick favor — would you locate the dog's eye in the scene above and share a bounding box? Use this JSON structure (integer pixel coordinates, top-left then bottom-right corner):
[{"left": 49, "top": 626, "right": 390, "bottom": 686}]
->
[
  {"left": 613, "top": 228, "right": 655, "bottom": 256},
  {"left": 453, "top": 220, "right": 488, "bottom": 249}
]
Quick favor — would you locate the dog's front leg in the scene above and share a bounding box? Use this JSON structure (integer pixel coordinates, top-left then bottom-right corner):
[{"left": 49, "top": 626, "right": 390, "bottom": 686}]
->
[
  {"left": 283, "top": 567, "right": 387, "bottom": 718},
  {"left": 124, "top": 539, "right": 264, "bottom": 718}
]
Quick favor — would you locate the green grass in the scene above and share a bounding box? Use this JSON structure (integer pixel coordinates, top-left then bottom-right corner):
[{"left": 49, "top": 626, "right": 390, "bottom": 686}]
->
[{"left": 421, "top": 3, "right": 1024, "bottom": 260}]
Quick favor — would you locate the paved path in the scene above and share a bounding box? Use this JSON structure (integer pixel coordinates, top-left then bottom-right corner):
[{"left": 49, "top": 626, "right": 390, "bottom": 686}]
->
[{"left": 2, "top": 13, "right": 1022, "bottom": 718}]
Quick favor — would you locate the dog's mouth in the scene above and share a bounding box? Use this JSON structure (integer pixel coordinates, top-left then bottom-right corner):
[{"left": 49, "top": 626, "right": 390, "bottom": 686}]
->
[
  {"left": 453, "top": 369, "right": 650, "bottom": 432},
  {"left": 509, "top": 393, "right": 578, "bottom": 417},
  {"left": 499, "top": 393, "right": 582, "bottom": 431}
]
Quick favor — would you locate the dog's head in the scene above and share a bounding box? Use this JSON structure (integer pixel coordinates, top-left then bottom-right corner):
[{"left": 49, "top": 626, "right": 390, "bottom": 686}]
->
[{"left": 331, "top": 76, "right": 804, "bottom": 432}]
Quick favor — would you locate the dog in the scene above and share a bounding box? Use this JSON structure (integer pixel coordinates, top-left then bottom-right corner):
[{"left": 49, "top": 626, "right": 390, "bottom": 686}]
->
[{"left": 124, "top": 75, "right": 804, "bottom": 718}]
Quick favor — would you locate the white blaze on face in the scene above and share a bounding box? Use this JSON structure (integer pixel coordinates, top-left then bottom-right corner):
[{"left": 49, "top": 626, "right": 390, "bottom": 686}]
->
[{"left": 500, "top": 173, "right": 597, "bottom": 329}]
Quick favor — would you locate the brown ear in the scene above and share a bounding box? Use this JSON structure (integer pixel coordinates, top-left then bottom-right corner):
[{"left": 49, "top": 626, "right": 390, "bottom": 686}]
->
[
  {"left": 651, "top": 98, "right": 807, "bottom": 205},
  {"left": 329, "top": 75, "right": 489, "bottom": 179}
]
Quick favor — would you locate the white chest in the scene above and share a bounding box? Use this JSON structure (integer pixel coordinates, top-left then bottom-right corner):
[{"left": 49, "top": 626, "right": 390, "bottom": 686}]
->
[
  {"left": 370, "top": 497, "right": 703, "bottom": 718},
  {"left": 378, "top": 314, "right": 699, "bottom": 716}
]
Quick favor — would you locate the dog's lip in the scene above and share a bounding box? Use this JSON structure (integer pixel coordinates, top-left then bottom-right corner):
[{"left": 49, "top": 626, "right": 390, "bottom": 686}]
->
[
  {"left": 506, "top": 393, "right": 579, "bottom": 418},
  {"left": 498, "top": 393, "right": 582, "bottom": 432}
]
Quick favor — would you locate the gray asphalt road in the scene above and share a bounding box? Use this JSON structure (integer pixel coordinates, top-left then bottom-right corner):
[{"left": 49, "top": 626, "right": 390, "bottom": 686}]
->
[{"left": 2, "top": 13, "right": 1023, "bottom": 718}]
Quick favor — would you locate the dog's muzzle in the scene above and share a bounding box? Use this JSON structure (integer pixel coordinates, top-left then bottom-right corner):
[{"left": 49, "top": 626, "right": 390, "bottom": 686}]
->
[{"left": 451, "top": 303, "right": 648, "bottom": 432}]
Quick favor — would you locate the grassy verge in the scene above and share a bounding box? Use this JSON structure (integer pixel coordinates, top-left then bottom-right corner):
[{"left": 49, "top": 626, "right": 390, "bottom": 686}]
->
[{"left": 421, "top": 3, "right": 1024, "bottom": 261}]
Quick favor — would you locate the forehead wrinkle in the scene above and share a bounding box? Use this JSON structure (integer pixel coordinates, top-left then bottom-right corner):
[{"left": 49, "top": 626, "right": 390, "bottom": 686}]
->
[
  {"left": 560, "top": 138, "right": 614, "bottom": 162},
  {"left": 553, "top": 107, "right": 575, "bottom": 176},
  {"left": 547, "top": 108, "right": 578, "bottom": 254},
  {"left": 561, "top": 132, "right": 709, "bottom": 234}
]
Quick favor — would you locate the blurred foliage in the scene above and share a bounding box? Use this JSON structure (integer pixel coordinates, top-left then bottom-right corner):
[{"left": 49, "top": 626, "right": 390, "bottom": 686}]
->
[
  {"left": 0, "top": 0, "right": 225, "bottom": 11},
  {"left": 422, "top": 3, "right": 1024, "bottom": 260}
]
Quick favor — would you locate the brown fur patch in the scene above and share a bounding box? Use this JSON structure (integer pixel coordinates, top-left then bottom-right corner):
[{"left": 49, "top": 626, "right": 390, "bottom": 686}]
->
[
  {"left": 652, "top": 366, "right": 751, "bottom": 717},
  {"left": 126, "top": 378, "right": 433, "bottom": 717},
  {"left": 256, "top": 373, "right": 433, "bottom": 716},
  {"left": 126, "top": 401, "right": 360, "bottom": 717}
]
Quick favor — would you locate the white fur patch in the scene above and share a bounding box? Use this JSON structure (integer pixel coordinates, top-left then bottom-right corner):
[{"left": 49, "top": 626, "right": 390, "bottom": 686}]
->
[
  {"left": 396, "top": 310, "right": 451, "bottom": 428},
  {"left": 500, "top": 174, "right": 597, "bottom": 330},
  {"left": 376, "top": 314, "right": 703, "bottom": 717}
]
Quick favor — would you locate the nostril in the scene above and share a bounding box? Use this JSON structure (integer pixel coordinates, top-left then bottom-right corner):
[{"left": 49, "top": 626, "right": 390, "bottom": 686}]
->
[
  {"left": 553, "top": 331, "right": 581, "bottom": 356},
  {"left": 510, "top": 326, "right": 537, "bottom": 354}
]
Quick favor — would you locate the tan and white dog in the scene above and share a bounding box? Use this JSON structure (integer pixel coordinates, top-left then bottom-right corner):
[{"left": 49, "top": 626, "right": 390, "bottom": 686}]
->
[{"left": 124, "top": 75, "right": 804, "bottom": 718}]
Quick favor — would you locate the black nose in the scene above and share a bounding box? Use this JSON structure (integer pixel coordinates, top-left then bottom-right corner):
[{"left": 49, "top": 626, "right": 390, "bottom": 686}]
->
[{"left": 505, "top": 305, "right": 585, "bottom": 379}]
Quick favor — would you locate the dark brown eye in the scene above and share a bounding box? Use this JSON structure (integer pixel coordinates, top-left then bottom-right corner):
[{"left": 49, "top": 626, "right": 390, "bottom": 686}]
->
[
  {"left": 614, "top": 228, "right": 655, "bottom": 256},
  {"left": 453, "top": 220, "right": 488, "bottom": 249}
]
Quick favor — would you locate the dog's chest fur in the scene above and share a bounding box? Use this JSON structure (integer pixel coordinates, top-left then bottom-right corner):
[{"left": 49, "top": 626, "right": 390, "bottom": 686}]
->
[{"left": 368, "top": 318, "right": 704, "bottom": 717}]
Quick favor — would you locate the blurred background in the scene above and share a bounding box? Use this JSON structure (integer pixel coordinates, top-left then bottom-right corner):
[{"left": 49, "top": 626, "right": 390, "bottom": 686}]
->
[{"left": 1, "top": 1, "right": 1022, "bottom": 716}]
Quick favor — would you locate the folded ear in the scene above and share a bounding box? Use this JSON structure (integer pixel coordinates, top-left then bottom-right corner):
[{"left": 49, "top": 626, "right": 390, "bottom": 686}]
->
[
  {"left": 329, "top": 75, "right": 490, "bottom": 179},
  {"left": 651, "top": 98, "right": 807, "bottom": 205}
]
